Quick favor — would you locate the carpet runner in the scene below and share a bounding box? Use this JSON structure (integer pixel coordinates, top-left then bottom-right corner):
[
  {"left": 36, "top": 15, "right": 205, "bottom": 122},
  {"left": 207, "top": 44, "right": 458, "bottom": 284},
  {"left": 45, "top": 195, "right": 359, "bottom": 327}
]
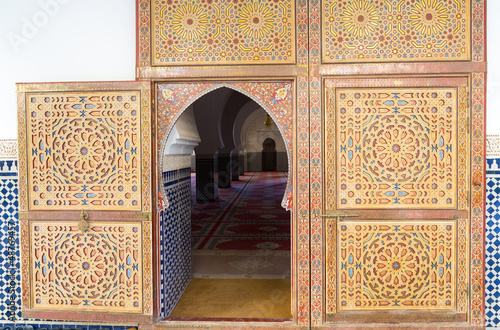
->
[{"left": 191, "top": 171, "right": 290, "bottom": 251}]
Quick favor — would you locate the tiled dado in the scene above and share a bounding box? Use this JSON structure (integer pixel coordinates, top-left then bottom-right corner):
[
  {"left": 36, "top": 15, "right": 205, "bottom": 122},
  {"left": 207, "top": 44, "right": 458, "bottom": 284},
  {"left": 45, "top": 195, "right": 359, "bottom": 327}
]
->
[
  {"left": 0, "top": 324, "right": 135, "bottom": 330},
  {"left": 159, "top": 168, "right": 192, "bottom": 317},
  {"left": 0, "top": 140, "right": 20, "bottom": 321},
  {"left": 486, "top": 135, "right": 500, "bottom": 327}
]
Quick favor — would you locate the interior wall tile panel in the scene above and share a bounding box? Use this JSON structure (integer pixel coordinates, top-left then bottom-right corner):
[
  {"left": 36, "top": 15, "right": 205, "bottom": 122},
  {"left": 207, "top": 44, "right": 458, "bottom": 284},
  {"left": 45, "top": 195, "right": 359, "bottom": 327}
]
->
[
  {"left": 159, "top": 168, "right": 192, "bottom": 317},
  {"left": 486, "top": 157, "right": 500, "bottom": 327},
  {"left": 0, "top": 158, "right": 20, "bottom": 321}
]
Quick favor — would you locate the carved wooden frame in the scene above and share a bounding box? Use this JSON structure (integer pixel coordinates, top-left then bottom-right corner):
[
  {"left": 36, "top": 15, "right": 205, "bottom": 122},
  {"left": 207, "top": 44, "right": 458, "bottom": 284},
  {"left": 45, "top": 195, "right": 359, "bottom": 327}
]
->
[{"left": 151, "top": 79, "right": 298, "bottom": 325}]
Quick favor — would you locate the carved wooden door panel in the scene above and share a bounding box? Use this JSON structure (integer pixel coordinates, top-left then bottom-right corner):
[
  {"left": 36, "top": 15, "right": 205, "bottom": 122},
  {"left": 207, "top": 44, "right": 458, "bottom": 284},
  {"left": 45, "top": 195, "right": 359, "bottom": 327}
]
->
[
  {"left": 323, "top": 76, "right": 470, "bottom": 324},
  {"left": 17, "top": 81, "right": 153, "bottom": 323}
]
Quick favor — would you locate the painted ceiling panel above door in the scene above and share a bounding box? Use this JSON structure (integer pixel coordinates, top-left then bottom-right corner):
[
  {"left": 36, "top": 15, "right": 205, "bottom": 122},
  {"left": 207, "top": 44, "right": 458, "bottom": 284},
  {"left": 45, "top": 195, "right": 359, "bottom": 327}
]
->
[
  {"left": 149, "top": 0, "right": 296, "bottom": 66},
  {"left": 322, "top": 0, "right": 471, "bottom": 63}
]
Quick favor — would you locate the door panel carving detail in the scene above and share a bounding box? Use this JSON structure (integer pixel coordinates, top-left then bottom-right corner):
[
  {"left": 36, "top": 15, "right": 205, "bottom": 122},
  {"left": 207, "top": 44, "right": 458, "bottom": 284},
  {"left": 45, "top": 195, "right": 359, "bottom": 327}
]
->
[
  {"left": 27, "top": 92, "right": 142, "bottom": 211},
  {"left": 337, "top": 221, "right": 456, "bottom": 311},
  {"left": 322, "top": 0, "right": 470, "bottom": 63},
  {"left": 31, "top": 222, "right": 143, "bottom": 313},
  {"left": 151, "top": 0, "right": 296, "bottom": 66},
  {"left": 324, "top": 77, "right": 471, "bottom": 322},
  {"left": 326, "top": 87, "right": 467, "bottom": 210}
]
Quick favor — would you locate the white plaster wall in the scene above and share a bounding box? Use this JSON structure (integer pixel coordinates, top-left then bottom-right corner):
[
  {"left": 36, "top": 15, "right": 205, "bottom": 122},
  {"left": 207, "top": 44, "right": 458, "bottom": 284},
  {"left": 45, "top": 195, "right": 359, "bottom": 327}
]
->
[
  {"left": 162, "top": 107, "right": 200, "bottom": 172},
  {"left": 0, "top": 0, "right": 136, "bottom": 139},
  {"left": 487, "top": 0, "right": 500, "bottom": 134},
  {"left": 163, "top": 107, "right": 200, "bottom": 155},
  {"left": 0, "top": 0, "right": 498, "bottom": 138}
]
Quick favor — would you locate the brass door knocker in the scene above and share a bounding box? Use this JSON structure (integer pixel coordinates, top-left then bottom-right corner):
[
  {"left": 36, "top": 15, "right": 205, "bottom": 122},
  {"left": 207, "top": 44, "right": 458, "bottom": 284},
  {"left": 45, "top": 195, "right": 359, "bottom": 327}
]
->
[{"left": 78, "top": 210, "right": 89, "bottom": 233}]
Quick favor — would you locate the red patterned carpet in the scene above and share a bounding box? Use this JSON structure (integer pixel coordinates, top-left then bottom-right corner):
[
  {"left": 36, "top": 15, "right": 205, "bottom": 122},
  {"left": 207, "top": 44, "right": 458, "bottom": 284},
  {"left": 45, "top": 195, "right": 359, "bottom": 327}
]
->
[{"left": 191, "top": 172, "right": 290, "bottom": 251}]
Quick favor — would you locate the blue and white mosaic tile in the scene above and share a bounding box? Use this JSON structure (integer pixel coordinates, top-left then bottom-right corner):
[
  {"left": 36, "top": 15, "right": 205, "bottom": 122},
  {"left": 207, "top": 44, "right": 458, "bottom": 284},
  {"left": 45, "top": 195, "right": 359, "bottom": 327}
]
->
[
  {"left": 486, "top": 158, "right": 500, "bottom": 327},
  {"left": 160, "top": 168, "right": 192, "bottom": 317},
  {"left": 0, "top": 160, "right": 20, "bottom": 322},
  {"left": 0, "top": 323, "right": 136, "bottom": 330}
]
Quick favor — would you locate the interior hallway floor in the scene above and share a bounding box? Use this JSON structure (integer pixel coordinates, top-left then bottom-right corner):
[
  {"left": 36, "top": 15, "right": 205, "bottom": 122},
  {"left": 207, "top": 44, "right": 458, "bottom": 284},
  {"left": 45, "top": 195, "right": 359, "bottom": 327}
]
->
[
  {"left": 169, "top": 278, "right": 292, "bottom": 320},
  {"left": 191, "top": 171, "right": 291, "bottom": 279},
  {"left": 167, "top": 172, "right": 292, "bottom": 319}
]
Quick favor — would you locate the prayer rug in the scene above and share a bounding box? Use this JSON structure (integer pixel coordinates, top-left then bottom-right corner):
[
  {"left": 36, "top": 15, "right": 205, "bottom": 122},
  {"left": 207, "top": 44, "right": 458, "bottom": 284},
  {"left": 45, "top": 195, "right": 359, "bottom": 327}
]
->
[{"left": 191, "top": 172, "right": 290, "bottom": 251}]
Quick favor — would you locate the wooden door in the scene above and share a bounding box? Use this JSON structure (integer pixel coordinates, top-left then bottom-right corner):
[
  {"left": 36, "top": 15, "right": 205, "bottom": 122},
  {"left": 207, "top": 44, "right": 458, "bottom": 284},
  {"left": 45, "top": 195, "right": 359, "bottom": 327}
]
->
[
  {"left": 17, "top": 81, "right": 153, "bottom": 323},
  {"left": 323, "top": 76, "right": 471, "bottom": 324}
]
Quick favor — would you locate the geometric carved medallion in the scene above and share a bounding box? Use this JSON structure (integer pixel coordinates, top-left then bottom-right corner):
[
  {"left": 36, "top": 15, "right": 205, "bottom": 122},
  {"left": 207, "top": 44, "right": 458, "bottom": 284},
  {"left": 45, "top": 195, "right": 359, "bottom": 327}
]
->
[
  {"left": 338, "top": 221, "right": 456, "bottom": 311},
  {"left": 31, "top": 222, "right": 142, "bottom": 313},
  {"left": 322, "top": 0, "right": 470, "bottom": 62},
  {"left": 151, "top": 0, "right": 296, "bottom": 65},
  {"left": 27, "top": 92, "right": 142, "bottom": 210},
  {"left": 334, "top": 88, "right": 457, "bottom": 209}
]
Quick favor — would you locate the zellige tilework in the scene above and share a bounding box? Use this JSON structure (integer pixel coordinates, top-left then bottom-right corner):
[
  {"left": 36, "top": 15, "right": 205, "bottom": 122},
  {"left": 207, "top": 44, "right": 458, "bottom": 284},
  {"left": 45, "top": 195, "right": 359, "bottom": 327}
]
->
[
  {"left": 0, "top": 158, "right": 20, "bottom": 321},
  {"left": 486, "top": 157, "right": 500, "bottom": 327},
  {"left": 160, "top": 168, "right": 192, "bottom": 317}
]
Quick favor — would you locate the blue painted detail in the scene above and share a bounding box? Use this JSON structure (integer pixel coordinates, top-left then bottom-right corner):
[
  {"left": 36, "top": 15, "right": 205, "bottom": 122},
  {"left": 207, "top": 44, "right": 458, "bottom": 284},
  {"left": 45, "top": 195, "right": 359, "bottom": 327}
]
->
[
  {"left": 160, "top": 168, "right": 192, "bottom": 317},
  {"left": 0, "top": 160, "right": 20, "bottom": 321},
  {"left": 486, "top": 157, "right": 500, "bottom": 327}
]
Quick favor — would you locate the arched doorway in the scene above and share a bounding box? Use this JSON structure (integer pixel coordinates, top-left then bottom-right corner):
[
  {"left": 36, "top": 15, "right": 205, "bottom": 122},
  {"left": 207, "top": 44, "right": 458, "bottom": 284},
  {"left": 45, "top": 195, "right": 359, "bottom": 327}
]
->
[
  {"left": 262, "top": 138, "right": 277, "bottom": 171},
  {"left": 155, "top": 82, "right": 294, "bottom": 320}
]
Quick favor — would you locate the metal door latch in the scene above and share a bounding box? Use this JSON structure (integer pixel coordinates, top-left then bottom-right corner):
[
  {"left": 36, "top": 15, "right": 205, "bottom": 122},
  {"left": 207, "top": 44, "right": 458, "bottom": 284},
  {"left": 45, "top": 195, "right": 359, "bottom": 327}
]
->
[
  {"left": 78, "top": 210, "right": 89, "bottom": 233},
  {"left": 320, "top": 212, "right": 358, "bottom": 220}
]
